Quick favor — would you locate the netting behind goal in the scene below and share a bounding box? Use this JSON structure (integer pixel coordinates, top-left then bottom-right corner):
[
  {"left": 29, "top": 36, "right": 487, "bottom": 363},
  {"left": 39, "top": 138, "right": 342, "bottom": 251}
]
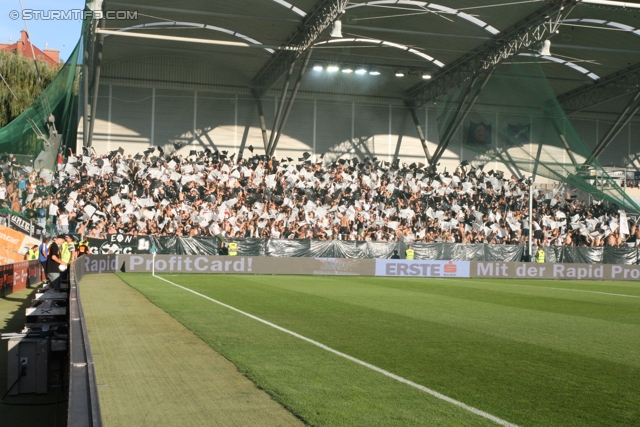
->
[
  {"left": 435, "top": 58, "right": 640, "bottom": 214},
  {"left": 0, "top": 38, "right": 81, "bottom": 157}
]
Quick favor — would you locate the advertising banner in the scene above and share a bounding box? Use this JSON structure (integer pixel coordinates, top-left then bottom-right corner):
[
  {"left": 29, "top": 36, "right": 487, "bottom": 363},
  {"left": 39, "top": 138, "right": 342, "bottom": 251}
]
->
[
  {"left": 0, "top": 223, "right": 25, "bottom": 265},
  {"left": 0, "top": 224, "right": 25, "bottom": 253},
  {"left": 0, "top": 247, "right": 24, "bottom": 265},
  {"left": 375, "top": 260, "right": 471, "bottom": 278},
  {"left": 73, "top": 255, "right": 640, "bottom": 282},
  {"left": 86, "top": 234, "right": 153, "bottom": 255},
  {"left": 8, "top": 214, "right": 44, "bottom": 238},
  {"left": 0, "top": 224, "right": 43, "bottom": 265},
  {"left": 77, "top": 255, "right": 376, "bottom": 276},
  {"left": 28, "top": 260, "right": 41, "bottom": 286},
  {"left": 471, "top": 261, "right": 640, "bottom": 281},
  {"left": 0, "top": 263, "right": 14, "bottom": 297},
  {"left": 12, "top": 261, "right": 29, "bottom": 293},
  {"left": 21, "top": 235, "right": 41, "bottom": 250}
]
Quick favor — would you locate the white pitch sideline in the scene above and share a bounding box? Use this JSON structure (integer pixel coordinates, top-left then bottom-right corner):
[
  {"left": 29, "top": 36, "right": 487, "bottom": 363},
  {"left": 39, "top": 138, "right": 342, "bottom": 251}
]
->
[
  {"left": 152, "top": 273, "right": 520, "bottom": 427},
  {"left": 449, "top": 279, "right": 640, "bottom": 298}
]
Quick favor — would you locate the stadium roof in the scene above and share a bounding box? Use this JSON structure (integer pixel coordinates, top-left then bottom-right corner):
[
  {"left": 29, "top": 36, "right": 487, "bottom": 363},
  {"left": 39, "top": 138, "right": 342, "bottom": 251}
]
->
[{"left": 95, "top": 0, "right": 640, "bottom": 112}]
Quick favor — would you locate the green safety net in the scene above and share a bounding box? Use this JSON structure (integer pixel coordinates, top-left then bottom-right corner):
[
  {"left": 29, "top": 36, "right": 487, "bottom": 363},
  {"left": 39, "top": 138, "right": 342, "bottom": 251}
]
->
[
  {"left": 0, "top": 31, "right": 83, "bottom": 157},
  {"left": 435, "top": 57, "right": 640, "bottom": 214}
]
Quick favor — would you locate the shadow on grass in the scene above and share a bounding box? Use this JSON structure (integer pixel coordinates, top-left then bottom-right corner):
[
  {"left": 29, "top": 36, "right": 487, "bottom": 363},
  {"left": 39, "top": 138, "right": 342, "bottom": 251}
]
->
[{"left": 1, "top": 287, "right": 38, "bottom": 334}]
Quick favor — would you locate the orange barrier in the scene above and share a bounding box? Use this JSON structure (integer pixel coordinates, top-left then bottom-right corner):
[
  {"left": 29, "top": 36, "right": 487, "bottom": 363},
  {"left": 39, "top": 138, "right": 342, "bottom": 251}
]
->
[{"left": 0, "top": 224, "right": 41, "bottom": 266}]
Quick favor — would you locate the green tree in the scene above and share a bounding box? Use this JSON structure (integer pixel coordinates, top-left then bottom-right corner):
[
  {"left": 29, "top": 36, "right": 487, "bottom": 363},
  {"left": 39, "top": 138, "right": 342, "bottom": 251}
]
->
[{"left": 0, "top": 50, "right": 61, "bottom": 127}]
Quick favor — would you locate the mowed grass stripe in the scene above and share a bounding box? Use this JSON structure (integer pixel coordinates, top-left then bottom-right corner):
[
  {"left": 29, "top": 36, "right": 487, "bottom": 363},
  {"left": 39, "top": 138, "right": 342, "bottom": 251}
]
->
[
  {"left": 124, "top": 273, "right": 640, "bottom": 427},
  {"left": 370, "top": 277, "right": 640, "bottom": 326},
  {"left": 80, "top": 274, "right": 303, "bottom": 427},
  {"left": 154, "top": 273, "right": 519, "bottom": 427},
  {"left": 453, "top": 278, "right": 640, "bottom": 299},
  {"left": 119, "top": 273, "right": 500, "bottom": 427},
  {"left": 190, "top": 275, "right": 640, "bottom": 424},
  {"left": 466, "top": 277, "right": 640, "bottom": 296},
  {"left": 245, "top": 275, "right": 640, "bottom": 367}
]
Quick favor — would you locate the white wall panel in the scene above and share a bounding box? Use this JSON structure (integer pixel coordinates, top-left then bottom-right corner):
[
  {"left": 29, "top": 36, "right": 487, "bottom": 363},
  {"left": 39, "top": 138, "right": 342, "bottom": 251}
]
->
[
  {"left": 352, "top": 104, "right": 389, "bottom": 163},
  {"left": 195, "top": 93, "right": 237, "bottom": 154},
  {"left": 572, "top": 118, "right": 598, "bottom": 153},
  {"left": 390, "top": 106, "right": 425, "bottom": 165},
  {"left": 83, "top": 82, "right": 640, "bottom": 181},
  {"left": 316, "top": 100, "right": 354, "bottom": 162},
  {"left": 89, "top": 84, "right": 112, "bottom": 153},
  {"left": 234, "top": 97, "right": 265, "bottom": 159},
  {"left": 154, "top": 88, "right": 195, "bottom": 152},
  {"left": 271, "top": 98, "right": 315, "bottom": 159},
  {"left": 89, "top": 85, "right": 152, "bottom": 155},
  {"left": 595, "top": 119, "right": 631, "bottom": 167}
]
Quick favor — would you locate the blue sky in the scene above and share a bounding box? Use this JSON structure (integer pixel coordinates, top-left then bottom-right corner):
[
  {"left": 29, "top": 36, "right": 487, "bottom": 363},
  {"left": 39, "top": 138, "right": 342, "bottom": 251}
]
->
[{"left": 0, "top": 0, "right": 85, "bottom": 62}]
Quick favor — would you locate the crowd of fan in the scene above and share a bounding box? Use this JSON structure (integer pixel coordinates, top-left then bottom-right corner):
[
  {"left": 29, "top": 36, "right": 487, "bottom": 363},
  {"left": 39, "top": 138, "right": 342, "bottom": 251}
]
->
[{"left": 1, "top": 149, "right": 639, "bottom": 248}]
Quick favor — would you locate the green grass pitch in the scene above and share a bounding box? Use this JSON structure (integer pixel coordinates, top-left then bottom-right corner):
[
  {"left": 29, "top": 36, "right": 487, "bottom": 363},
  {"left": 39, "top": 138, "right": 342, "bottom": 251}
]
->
[{"left": 117, "top": 273, "right": 640, "bottom": 427}]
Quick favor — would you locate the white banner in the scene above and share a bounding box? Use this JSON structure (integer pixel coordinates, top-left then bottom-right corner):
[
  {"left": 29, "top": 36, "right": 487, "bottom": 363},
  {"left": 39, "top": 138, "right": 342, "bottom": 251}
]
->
[
  {"left": 375, "top": 260, "right": 470, "bottom": 278},
  {"left": 619, "top": 210, "right": 629, "bottom": 236}
]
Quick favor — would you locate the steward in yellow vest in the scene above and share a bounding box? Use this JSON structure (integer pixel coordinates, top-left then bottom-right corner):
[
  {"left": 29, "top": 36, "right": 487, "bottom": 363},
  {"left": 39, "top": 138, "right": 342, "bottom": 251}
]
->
[
  {"left": 405, "top": 245, "right": 415, "bottom": 260},
  {"left": 77, "top": 238, "right": 90, "bottom": 257},
  {"left": 61, "top": 236, "right": 76, "bottom": 264},
  {"left": 27, "top": 246, "right": 39, "bottom": 260},
  {"left": 535, "top": 248, "right": 545, "bottom": 263},
  {"left": 228, "top": 241, "right": 238, "bottom": 256},
  {"left": 60, "top": 242, "right": 71, "bottom": 263}
]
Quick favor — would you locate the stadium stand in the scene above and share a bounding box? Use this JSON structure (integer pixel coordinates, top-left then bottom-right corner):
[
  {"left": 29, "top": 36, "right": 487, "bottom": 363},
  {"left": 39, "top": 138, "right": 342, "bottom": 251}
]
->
[{"left": 2, "top": 148, "right": 636, "bottom": 248}]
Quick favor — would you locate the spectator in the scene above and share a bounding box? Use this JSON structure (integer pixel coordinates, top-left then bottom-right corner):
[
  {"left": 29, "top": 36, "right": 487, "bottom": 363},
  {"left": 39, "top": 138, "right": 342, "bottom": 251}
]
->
[
  {"left": 39, "top": 237, "right": 49, "bottom": 281},
  {"left": 0, "top": 147, "right": 636, "bottom": 249},
  {"left": 46, "top": 235, "right": 65, "bottom": 290}
]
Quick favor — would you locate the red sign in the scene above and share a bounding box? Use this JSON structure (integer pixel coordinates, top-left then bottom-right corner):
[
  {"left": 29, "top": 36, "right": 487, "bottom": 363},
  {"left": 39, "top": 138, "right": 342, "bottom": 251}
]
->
[
  {"left": 444, "top": 261, "right": 458, "bottom": 274},
  {"left": 0, "top": 264, "right": 14, "bottom": 297},
  {"left": 28, "top": 260, "right": 41, "bottom": 285},
  {"left": 12, "top": 261, "right": 29, "bottom": 292}
]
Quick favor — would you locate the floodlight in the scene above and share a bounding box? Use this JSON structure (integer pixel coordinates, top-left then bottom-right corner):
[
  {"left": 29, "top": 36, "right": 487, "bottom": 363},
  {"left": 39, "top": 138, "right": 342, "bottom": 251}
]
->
[
  {"left": 369, "top": 69, "right": 381, "bottom": 76},
  {"left": 327, "top": 65, "right": 340, "bottom": 73},
  {"left": 395, "top": 69, "right": 405, "bottom": 77},
  {"left": 312, "top": 63, "right": 323, "bottom": 72},
  {"left": 422, "top": 73, "right": 432, "bottom": 80},
  {"left": 355, "top": 67, "right": 367, "bottom": 75},
  {"left": 342, "top": 66, "right": 353, "bottom": 74},
  {"left": 330, "top": 20, "right": 343, "bottom": 38},
  {"left": 538, "top": 40, "right": 551, "bottom": 56}
]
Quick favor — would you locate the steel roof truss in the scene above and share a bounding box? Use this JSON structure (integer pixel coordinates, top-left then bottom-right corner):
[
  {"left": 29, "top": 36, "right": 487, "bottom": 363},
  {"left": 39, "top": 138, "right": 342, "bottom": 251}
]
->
[
  {"left": 586, "top": 88, "right": 640, "bottom": 165},
  {"left": 558, "top": 63, "right": 640, "bottom": 114},
  {"left": 404, "top": 1, "right": 572, "bottom": 109},
  {"left": 251, "top": 0, "right": 349, "bottom": 99}
]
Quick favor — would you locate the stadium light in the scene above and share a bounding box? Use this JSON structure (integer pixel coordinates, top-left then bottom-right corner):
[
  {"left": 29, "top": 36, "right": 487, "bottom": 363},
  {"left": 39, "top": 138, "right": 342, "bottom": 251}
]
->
[
  {"left": 327, "top": 64, "right": 340, "bottom": 73},
  {"left": 369, "top": 69, "right": 381, "bottom": 76},
  {"left": 355, "top": 67, "right": 367, "bottom": 75},
  {"left": 312, "top": 63, "right": 323, "bottom": 72},
  {"left": 395, "top": 69, "right": 405, "bottom": 77},
  {"left": 330, "top": 20, "right": 343, "bottom": 38},
  {"left": 422, "top": 73, "right": 432, "bottom": 80},
  {"left": 342, "top": 66, "right": 354, "bottom": 74},
  {"left": 538, "top": 40, "right": 551, "bottom": 56}
]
